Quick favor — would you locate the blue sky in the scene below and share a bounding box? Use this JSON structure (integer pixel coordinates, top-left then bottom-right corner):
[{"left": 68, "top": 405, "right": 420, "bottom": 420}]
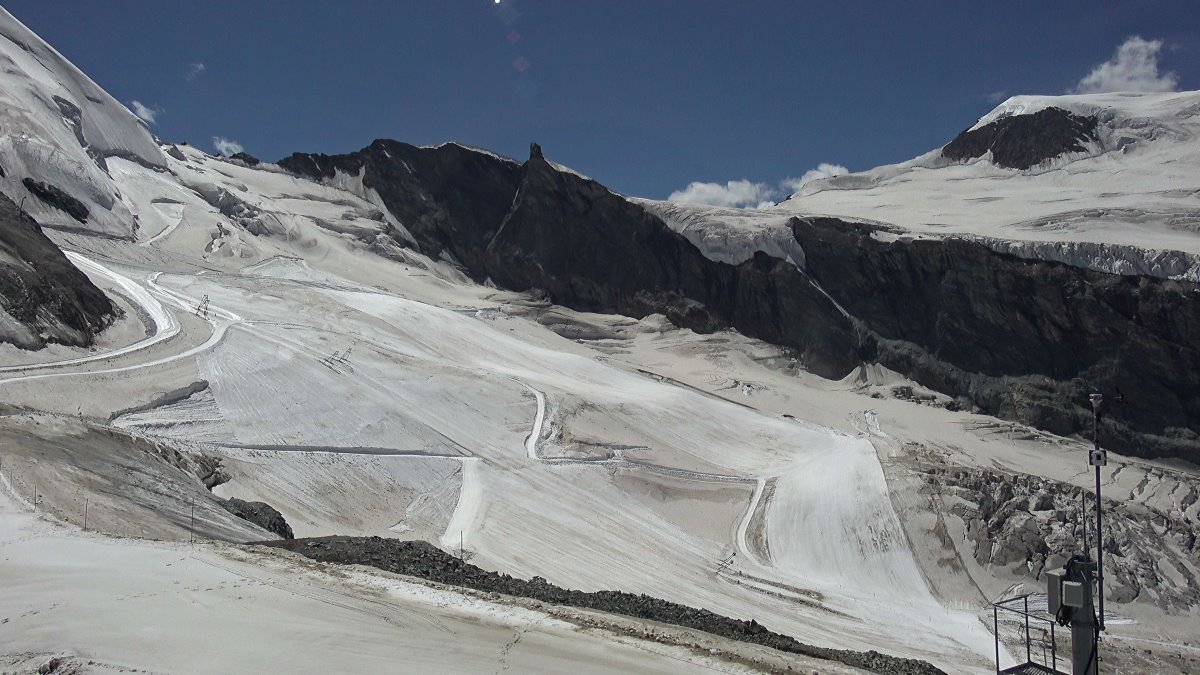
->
[{"left": 6, "top": 1, "right": 1198, "bottom": 202}]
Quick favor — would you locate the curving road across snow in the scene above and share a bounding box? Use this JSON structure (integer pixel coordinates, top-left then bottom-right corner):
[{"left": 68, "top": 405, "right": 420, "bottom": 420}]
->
[
  {"left": 0, "top": 262, "right": 246, "bottom": 385},
  {"left": 519, "top": 382, "right": 546, "bottom": 460},
  {"left": 0, "top": 253, "right": 180, "bottom": 374},
  {"left": 735, "top": 477, "right": 769, "bottom": 568}
]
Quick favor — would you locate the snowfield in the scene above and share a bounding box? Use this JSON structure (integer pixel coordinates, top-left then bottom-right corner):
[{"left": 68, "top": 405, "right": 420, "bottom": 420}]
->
[
  {"left": 2, "top": 7, "right": 1199, "bottom": 673},
  {"left": 3, "top": 491, "right": 808, "bottom": 675}
]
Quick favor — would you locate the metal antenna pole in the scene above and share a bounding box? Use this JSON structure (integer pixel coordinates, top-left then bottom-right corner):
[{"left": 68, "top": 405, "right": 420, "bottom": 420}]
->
[
  {"left": 1089, "top": 393, "right": 1106, "bottom": 633},
  {"left": 1080, "top": 491, "right": 1088, "bottom": 555}
]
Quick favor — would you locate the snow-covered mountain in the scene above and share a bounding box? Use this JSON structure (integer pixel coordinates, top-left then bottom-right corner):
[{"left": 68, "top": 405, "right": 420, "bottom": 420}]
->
[
  {"left": 786, "top": 91, "right": 1200, "bottom": 278},
  {"left": 1, "top": 5, "right": 1199, "bottom": 675},
  {"left": 0, "top": 8, "right": 164, "bottom": 239},
  {"left": 646, "top": 91, "right": 1200, "bottom": 280}
]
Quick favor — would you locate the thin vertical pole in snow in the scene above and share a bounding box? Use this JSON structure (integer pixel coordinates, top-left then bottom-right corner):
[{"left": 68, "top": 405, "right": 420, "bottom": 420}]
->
[
  {"left": 1024, "top": 595, "right": 1031, "bottom": 665},
  {"left": 1051, "top": 621, "right": 1057, "bottom": 672},
  {"left": 993, "top": 604, "right": 1000, "bottom": 674},
  {"left": 190, "top": 498, "right": 195, "bottom": 546},
  {"left": 83, "top": 498, "right": 89, "bottom": 531},
  {"left": 460, "top": 531, "right": 464, "bottom": 561}
]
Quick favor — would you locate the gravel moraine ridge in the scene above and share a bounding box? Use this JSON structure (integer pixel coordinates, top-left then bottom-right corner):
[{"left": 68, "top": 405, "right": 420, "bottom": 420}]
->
[{"left": 259, "top": 535, "right": 946, "bottom": 675}]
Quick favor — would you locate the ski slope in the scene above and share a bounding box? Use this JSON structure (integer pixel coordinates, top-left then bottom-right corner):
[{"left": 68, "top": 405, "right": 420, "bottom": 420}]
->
[{"left": 3, "top": 231, "right": 1002, "bottom": 670}]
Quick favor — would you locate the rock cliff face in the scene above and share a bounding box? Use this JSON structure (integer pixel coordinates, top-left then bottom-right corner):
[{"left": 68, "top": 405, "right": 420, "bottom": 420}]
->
[
  {"left": 279, "top": 142, "right": 1199, "bottom": 463},
  {"left": 279, "top": 140, "right": 525, "bottom": 274},
  {"left": 0, "top": 192, "right": 115, "bottom": 349},
  {"left": 941, "top": 107, "right": 1099, "bottom": 169},
  {"left": 792, "top": 218, "right": 1200, "bottom": 461},
  {"left": 282, "top": 142, "right": 860, "bottom": 377}
]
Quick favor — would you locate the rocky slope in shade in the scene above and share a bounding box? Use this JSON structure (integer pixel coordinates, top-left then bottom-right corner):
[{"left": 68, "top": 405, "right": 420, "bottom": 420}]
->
[
  {"left": 793, "top": 217, "right": 1200, "bottom": 462},
  {"left": 278, "top": 140, "right": 525, "bottom": 273},
  {"left": 277, "top": 142, "right": 1199, "bottom": 462},
  {"left": 0, "top": 191, "right": 115, "bottom": 348},
  {"left": 281, "top": 142, "right": 861, "bottom": 378}
]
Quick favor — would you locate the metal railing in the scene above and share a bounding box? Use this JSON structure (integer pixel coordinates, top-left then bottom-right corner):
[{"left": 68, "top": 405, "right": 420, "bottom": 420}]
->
[{"left": 993, "top": 594, "right": 1068, "bottom": 674}]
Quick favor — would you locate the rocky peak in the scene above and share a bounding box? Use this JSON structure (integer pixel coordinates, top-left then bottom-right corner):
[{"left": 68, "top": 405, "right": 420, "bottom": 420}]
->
[
  {"left": 942, "top": 107, "right": 1099, "bottom": 170},
  {"left": 528, "top": 142, "right": 545, "bottom": 162}
]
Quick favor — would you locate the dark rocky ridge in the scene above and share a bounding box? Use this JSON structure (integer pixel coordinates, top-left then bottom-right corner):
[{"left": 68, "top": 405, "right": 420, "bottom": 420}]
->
[
  {"left": 277, "top": 142, "right": 1199, "bottom": 463},
  {"left": 281, "top": 140, "right": 525, "bottom": 276},
  {"left": 0, "top": 191, "right": 115, "bottom": 349},
  {"left": 229, "top": 151, "right": 260, "bottom": 166},
  {"left": 941, "top": 107, "right": 1099, "bottom": 170},
  {"left": 261, "top": 535, "right": 944, "bottom": 675},
  {"left": 280, "top": 142, "right": 860, "bottom": 378}
]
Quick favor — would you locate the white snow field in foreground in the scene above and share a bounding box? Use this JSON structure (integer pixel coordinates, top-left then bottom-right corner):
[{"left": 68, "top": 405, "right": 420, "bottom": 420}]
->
[{"left": 2, "top": 488, "right": 810, "bottom": 675}]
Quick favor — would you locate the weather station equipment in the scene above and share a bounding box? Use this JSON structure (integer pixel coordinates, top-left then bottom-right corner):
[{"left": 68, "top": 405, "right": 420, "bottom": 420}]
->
[{"left": 992, "top": 393, "right": 1110, "bottom": 674}]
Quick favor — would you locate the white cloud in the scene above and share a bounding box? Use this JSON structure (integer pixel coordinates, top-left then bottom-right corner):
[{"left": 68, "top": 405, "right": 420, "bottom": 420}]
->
[
  {"left": 130, "top": 100, "right": 160, "bottom": 124},
  {"left": 779, "top": 163, "right": 848, "bottom": 195},
  {"left": 186, "top": 62, "right": 206, "bottom": 81},
  {"left": 667, "top": 179, "right": 775, "bottom": 208},
  {"left": 668, "top": 162, "right": 850, "bottom": 209},
  {"left": 1073, "top": 36, "right": 1178, "bottom": 94},
  {"left": 212, "top": 136, "right": 244, "bottom": 157}
]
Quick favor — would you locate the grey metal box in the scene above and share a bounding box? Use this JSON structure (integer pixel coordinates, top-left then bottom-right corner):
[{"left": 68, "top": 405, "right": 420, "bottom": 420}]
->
[
  {"left": 1063, "top": 580, "right": 1085, "bottom": 608},
  {"left": 1047, "top": 568, "right": 1065, "bottom": 614}
]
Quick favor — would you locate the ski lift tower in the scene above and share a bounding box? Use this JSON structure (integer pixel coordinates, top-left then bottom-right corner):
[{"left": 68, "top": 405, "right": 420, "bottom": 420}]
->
[{"left": 992, "top": 393, "right": 1107, "bottom": 674}]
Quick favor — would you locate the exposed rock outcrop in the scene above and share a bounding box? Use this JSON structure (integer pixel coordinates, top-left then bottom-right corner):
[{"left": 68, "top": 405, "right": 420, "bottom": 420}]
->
[
  {"left": 942, "top": 107, "right": 1099, "bottom": 169},
  {"left": 0, "top": 191, "right": 114, "bottom": 348},
  {"left": 791, "top": 217, "right": 1200, "bottom": 462},
  {"left": 221, "top": 497, "right": 293, "bottom": 540},
  {"left": 229, "top": 151, "right": 260, "bottom": 166},
  {"left": 21, "top": 177, "right": 89, "bottom": 224}
]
